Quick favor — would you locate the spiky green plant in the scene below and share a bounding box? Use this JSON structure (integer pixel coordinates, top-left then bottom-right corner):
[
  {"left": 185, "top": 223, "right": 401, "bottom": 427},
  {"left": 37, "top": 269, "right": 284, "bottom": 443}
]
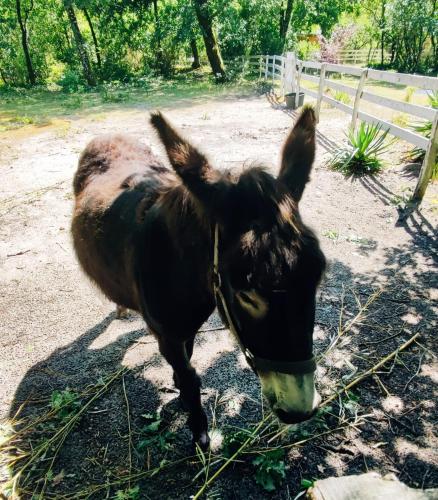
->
[
  {"left": 407, "top": 91, "right": 438, "bottom": 179},
  {"left": 327, "top": 122, "right": 392, "bottom": 176}
]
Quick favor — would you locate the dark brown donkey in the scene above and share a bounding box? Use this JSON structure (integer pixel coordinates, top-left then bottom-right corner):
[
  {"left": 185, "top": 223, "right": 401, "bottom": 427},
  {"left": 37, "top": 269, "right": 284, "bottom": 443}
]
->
[{"left": 71, "top": 107, "right": 326, "bottom": 449}]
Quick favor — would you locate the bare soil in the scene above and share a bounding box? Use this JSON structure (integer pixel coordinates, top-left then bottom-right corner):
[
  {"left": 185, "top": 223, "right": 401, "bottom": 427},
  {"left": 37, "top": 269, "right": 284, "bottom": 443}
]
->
[{"left": 1, "top": 89, "right": 437, "bottom": 499}]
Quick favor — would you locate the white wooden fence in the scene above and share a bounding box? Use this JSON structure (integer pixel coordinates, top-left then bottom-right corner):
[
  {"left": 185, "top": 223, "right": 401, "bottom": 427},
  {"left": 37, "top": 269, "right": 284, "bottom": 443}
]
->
[
  {"left": 338, "top": 48, "right": 390, "bottom": 66},
  {"left": 243, "top": 53, "right": 438, "bottom": 201}
]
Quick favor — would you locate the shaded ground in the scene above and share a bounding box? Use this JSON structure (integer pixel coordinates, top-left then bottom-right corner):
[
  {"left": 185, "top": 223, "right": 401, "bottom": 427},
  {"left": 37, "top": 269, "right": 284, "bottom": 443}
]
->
[{"left": 1, "top": 83, "right": 437, "bottom": 499}]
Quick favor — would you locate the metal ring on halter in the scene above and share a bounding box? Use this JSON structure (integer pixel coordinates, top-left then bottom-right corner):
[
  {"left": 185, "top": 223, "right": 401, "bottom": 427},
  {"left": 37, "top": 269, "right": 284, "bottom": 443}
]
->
[{"left": 212, "top": 223, "right": 316, "bottom": 376}]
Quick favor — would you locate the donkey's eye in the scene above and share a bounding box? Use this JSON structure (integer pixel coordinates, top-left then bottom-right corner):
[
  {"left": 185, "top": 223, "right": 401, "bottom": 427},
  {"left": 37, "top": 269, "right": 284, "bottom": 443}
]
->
[{"left": 236, "top": 290, "right": 268, "bottom": 319}]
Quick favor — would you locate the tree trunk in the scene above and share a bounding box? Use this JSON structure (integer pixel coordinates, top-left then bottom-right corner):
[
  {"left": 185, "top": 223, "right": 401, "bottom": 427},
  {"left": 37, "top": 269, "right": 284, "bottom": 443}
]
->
[
  {"left": 83, "top": 7, "right": 101, "bottom": 69},
  {"left": 380, "top": 0, "right": 386, "bottom": 67},
  {"left": 192, "top": 0, "right": 226, "bottom": 80},
  {"left": 152, "top": 0, "right": 166, "bottom": 74},
  {"left": 16, "top": 0, "right": 36, "bottom": 85},
  {"left": 279, "top": 0, "right": 294, "bottom": 51},
  {"left": 190, "top": 38, "right": 200, "bottom": 69},
  {"left": 64, "top": 1, "right": 96, "bottom": 86},
  {"left": 0, "top": 65, "right": 9, "bottom": 86}
]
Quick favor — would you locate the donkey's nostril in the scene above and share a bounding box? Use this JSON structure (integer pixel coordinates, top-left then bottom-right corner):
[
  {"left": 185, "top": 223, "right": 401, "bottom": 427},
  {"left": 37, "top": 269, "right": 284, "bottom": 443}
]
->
[{"left": 275, "top": 406, "right": 318, "bottom": 424}]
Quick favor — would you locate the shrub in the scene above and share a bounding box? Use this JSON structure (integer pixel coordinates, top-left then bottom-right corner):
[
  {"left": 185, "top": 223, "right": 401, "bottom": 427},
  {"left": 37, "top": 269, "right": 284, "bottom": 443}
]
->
[
  {"left": 406, "top": 91, "right": 438, "bottom": 178},
  {"left": 327, "top": 122, "right": 393, "bottom": 176},
  {"left": 58, "top": 70, "right": 84, "bottom": 93}
]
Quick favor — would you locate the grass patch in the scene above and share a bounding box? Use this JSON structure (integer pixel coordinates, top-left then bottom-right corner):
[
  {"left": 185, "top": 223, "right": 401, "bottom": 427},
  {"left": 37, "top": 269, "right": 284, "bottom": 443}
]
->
[{"left": 0, "top": 71, "right": 257, "bottom": 133}]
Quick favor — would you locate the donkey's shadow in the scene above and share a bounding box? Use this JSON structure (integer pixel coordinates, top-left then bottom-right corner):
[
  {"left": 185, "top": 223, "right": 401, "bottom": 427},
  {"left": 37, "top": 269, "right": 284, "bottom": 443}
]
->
[
  {"left": 8, "top": 313, "right": 164, "bottom": 494},
  {"left": 7, "top": 311, "right": 260, "bottom": 496}
]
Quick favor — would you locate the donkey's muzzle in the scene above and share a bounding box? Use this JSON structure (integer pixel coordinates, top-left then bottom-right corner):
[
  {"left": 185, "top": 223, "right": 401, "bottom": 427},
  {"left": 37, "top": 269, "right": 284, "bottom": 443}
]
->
[{"left": 275, "top": 406, "right": 318, "bottom": 424}]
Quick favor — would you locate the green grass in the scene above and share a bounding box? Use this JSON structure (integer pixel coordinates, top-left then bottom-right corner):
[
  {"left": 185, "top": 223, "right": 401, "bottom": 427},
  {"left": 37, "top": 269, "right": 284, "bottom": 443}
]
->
[{"left": 0, "top": 70, "right": 256, "bottom": 133}]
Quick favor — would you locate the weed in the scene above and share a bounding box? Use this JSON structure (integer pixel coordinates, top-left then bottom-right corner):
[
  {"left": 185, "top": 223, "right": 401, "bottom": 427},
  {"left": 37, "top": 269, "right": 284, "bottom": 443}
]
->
[
  {"left": 333, "top": 90, "right": 351, "bottom": 105},
  {"left": 403, "top": 86, "right": 415, "bottom": 103},
  {"left": 301, "top": 478, "right": 315, "bottom": 489},
  {"left": 221, "top": 429, "right": 252, "bottom": 458},
  {"left": 255, "top": 79, "right": 271, "bottom": 94},
  {"left": 392, "top": 113, "right": 409, "bottom": 128},
  {"left": 64, "top": 95, "right": 82, "bottom": 110},
  {"left": 406, "top": 91, "right": 438, "bottom": 178},
  {"left": 136, "top": 412, "right": 176, "bottom": 452},
  {"left": 389, "top": 187, "right": 414, "bottom": 210},
  {"left": 252, "top": 449, "right": 286, "bottom": 491},
  {"left": 323, "top": 229, "right": 339, "bottom": 241},
  {"left": 50, "top": 388, "right": 82, "bottom": 421},
  {"left": 113, "top": 485, "right": 140, "bottom": 500},
  {"left": 327, "top": 122, "right": 393, "bottom": 176},
  {"left": 100, "top": 85, "right": 128, "bottom": 103}
]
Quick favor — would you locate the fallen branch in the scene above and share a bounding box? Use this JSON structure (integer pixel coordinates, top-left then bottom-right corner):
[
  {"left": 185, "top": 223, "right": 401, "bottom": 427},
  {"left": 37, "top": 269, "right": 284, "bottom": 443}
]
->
[
  {"left": 268, "top": 331, "right": 420, "bottom": 443},
  {"left": 322, "top": 331, "right": 420, "bottom": 407}
]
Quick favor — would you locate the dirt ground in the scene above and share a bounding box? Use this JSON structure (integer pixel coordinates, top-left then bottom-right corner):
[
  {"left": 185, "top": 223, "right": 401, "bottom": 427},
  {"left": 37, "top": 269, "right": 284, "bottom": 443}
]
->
[{"left": 1, "top": 88, "right": 437, "bottom": 499}]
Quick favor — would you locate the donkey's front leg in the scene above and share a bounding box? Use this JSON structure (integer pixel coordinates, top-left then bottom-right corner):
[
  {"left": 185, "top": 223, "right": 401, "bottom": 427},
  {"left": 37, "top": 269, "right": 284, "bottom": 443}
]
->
[{"left": 158, "top": 335, "right": 209, "bottom": 450}]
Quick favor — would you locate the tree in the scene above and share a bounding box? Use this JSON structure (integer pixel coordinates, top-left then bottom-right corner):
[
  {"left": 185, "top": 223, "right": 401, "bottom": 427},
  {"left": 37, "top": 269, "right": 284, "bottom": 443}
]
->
[
  {"left": 279, "top": 0, "right": 294, "bottom": 51},
  {"left": 15, "top": 0, "right": 36, "bottom": 85},
  {"left": 82, "top": 6, "right": 101, "bottom": 69},
  {"left": 191, "top": 37, "right": 200, "bottom": 68},
  {"left": 387, "top": 0, "right": 435, "bottom": 72},
  {"left": 192, "top": 0, "right": 226, "bottom": 79},
  {"left": 63, "top": 0, "right": 96, "bottom": 86}
]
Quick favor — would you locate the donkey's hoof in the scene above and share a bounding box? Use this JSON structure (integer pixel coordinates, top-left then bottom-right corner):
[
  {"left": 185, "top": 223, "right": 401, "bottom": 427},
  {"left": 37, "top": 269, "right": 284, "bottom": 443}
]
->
[
  {"left": 115, "top": 305, "right": 129, "bottom": 319},
  {"left": 194, "top": 432, "right": 210, "bottom": 452}
]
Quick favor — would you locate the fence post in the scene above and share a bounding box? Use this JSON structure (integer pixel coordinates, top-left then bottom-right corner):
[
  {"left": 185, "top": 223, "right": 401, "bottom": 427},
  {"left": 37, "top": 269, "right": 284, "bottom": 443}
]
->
[
  {"left": 315, "top": 63, "right": 327, "bottom": 122},
  {"left": 291, "top": 52, "right": 297, "bottom": 93},
  {"left": 283, "top": 52, "right": 295, "bottom": 96},
  {"left": 265, "top": 55, "right": 268, "bottom": 80},
  {"left": 296, "top": 60, "right": 302, "bottom": 96},
  {"left": 259, "top": 55, "right": 263, "bottom": 79},
  {"left": 412, "top": 111, "right": 438, "bottom": 202},
  {"left": 272, "top": 55, "right": 276, "bottom": 86},
  {"left": 351, "top": 68, "right": 368, "bottom": 130}
]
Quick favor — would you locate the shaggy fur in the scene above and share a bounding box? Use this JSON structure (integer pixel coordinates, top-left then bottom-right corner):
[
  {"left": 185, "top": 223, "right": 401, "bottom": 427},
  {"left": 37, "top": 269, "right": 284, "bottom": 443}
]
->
[{"left": 71, "top": 108, "right": 326, "bottom": 448}]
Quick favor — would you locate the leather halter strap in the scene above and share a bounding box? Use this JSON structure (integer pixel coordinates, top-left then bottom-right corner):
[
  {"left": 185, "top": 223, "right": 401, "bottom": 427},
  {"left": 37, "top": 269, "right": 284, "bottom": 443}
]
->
[{"left": 212, "top": 224, "right": 316, "bottom": 375}]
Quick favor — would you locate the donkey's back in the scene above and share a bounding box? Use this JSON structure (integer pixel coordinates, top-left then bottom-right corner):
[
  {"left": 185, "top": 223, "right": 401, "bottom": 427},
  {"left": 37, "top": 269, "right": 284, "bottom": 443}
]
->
[{"left": 71, "top": 133, "right": 171, "bottom": 311}]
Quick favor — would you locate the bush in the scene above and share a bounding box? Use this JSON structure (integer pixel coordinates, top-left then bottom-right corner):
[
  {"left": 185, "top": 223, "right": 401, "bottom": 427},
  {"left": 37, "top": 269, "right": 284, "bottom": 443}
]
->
[
  {"left": 406, "top": 91, "right": 438, "bottom": 179},
  {"left": 327, "top": 122, "right": 393, "bottom": 176},
  {"left": 58, "top": 70, "right": 84, "bottom": 93}
]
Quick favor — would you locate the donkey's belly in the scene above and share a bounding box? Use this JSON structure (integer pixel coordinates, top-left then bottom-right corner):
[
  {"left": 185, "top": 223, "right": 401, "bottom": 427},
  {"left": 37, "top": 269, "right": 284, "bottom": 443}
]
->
[
  {"left": 72, "top": 190, "right": 146, "bottom": 312},
  {"left": 72, "top": 221, "right": 140, "bottom": 311}
]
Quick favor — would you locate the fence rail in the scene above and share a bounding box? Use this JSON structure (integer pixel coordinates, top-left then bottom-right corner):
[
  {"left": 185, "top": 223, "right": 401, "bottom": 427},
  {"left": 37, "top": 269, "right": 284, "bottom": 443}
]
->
[{"left": 240, "top": 53, "right": 437, "bottom": 201}]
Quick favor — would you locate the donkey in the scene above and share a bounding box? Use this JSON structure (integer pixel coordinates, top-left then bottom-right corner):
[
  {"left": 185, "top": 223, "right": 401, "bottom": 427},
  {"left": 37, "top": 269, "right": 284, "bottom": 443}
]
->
[{"left": 71, "top": 107, "right": 326, "bottom": 449}]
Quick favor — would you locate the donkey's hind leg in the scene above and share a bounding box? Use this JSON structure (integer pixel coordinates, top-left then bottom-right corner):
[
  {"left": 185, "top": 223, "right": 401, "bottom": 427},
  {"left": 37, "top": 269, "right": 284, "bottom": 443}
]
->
[{"left": 158, "top": 335, "right": 209, "bottom": 450}]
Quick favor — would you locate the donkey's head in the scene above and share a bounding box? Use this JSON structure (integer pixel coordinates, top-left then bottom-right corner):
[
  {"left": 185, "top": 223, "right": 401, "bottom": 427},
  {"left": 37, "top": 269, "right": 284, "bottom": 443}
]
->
[{"left": 151, "top": 108, "right": 325, "bottom": 424}]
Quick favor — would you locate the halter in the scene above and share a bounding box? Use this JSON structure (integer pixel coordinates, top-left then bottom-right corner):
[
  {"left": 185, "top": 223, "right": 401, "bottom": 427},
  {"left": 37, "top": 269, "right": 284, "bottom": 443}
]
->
[{"left": 212, "top": 224, "right": 316, "bottom": 376}]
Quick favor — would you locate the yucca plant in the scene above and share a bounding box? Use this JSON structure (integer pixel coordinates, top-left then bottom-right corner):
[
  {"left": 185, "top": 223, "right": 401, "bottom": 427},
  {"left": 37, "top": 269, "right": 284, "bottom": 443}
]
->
[
  {"left": 406, "top": 91, "right": 438, "bottom": 179},
  {"left": 327, "top": 122, "right": 393, "bottom": 176}
]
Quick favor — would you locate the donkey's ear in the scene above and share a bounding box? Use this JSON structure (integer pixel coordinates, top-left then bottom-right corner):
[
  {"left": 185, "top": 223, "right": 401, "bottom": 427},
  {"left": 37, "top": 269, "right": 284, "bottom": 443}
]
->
[
  {"left": 278, "top": 106, "right": 316, "bottom": 203},
  {"left": 150, "top": 111, "right": 212, "bottom": 185},
  {"left": 150, "top": 111, "right": 226, "bottom": 209}
]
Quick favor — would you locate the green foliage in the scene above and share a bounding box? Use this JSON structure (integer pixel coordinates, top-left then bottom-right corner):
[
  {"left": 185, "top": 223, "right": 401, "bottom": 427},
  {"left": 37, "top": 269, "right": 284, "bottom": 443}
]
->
[
  {"left": 327, "top": 122, "right": 393, "bottom": 176},
  {"left": 136, "top": 413, "right": 176, "bottom": 452},
  {"left": 407, "top": 91, "right": 438, "bottom": 178},
  {"left": 50, "top": 389, "right": 82, "bottom": 421},
  {"left": 297, "top": 39, "right": 320, "bottom": 60},
  {"left": 58, "top": 70, "right": 84, "bottom": 93},
  {"left": 0, "top": 0, "right": 435, "bottom": 90},
  {"left": 332, "top": 90, "right": 351, "bottom": 105},
  {"left": 221, "top": 429, "right": 251, "bottom": 458},
  {"left": 252, "top": 449, "right": 286, "bottom": 492},
  {"left": 301, "top": 478, "right": 315, "bottom": 489},
  {"left": 113, "top": 485, "right": 140, "bottom": 500}
]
